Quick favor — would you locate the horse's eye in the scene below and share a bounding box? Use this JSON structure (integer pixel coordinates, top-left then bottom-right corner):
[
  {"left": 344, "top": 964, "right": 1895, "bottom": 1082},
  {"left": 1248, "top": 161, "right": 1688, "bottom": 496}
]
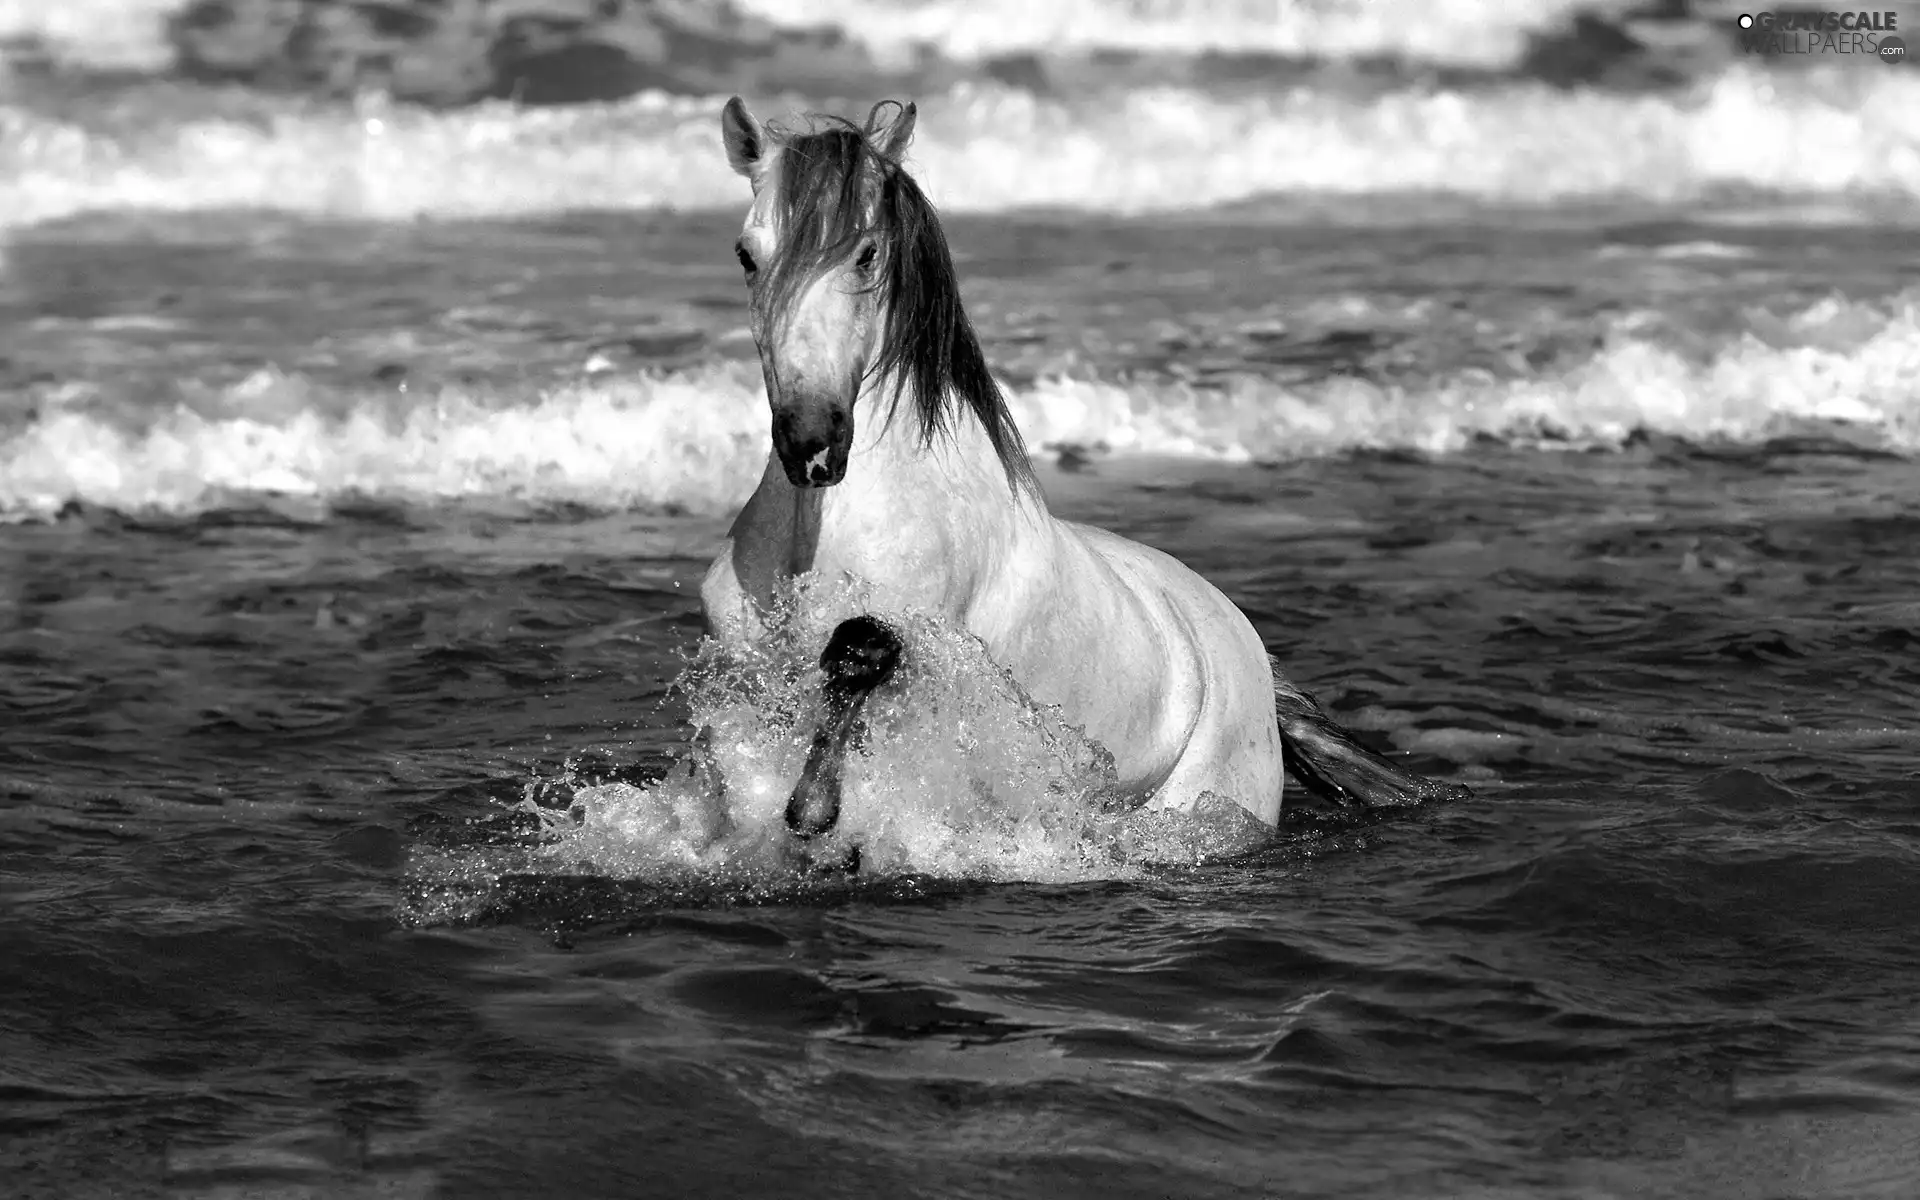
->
[
  {"left": 735, "top": 241, "right": 757, "bottom": 278},
  {"left": 854, "top": 241, "right": 877, "bottom": 274}
]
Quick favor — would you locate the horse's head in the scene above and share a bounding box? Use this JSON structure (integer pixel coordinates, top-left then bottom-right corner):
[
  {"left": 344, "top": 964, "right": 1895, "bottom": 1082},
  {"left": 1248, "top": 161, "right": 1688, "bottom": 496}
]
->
[{"left": 720, "top": 96, "right": 918, "bottom": 489}]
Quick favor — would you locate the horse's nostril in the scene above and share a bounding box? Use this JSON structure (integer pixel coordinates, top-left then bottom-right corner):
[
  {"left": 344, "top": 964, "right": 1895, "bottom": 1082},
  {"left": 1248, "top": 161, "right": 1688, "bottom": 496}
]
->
[
  {"left": 829, "top": 409, "right": 848, "bottom": 431},
  {"left": 809, "top": 462, "right": 832, "bottom": 484}
]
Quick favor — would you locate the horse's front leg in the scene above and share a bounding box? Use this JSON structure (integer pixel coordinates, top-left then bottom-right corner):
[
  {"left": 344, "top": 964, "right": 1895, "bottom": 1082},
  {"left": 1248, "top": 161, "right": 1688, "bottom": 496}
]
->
[
  {"left": 698, "top": 538, "right": 773, "bottom": 647},
  {"left": 785, "top": 615, "right": 904, "bottom": 873}
]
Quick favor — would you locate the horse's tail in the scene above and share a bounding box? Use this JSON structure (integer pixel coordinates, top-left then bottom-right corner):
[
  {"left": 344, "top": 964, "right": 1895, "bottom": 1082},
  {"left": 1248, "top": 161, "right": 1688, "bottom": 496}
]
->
[{"left": 1269, "top": 657, "right": 1472, "bottom": 811}]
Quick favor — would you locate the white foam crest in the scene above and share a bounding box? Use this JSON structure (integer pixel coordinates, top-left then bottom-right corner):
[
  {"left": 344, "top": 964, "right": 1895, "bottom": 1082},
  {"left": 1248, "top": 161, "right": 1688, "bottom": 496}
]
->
[
  {"left": 5, "top": 66, "right": 1919, "bottom": 228},
  {"left": 5, "top": 291, "right": 1917, "bottom": 521},
  {"left": 1024, "top": 293, "right": 1920, "bottom": 458},
  {"left": 0, "top": 364, "right": 772, "bottom": 520},
  {"left": 735, "top": 0, "right": 1630, "bottom": 66}
]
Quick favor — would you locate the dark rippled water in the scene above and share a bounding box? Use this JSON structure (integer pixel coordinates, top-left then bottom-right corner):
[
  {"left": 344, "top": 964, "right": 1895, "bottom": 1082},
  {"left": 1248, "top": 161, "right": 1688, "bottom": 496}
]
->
[{"left": 6, "top": 207, "right": 1920, "bottom": 1198}]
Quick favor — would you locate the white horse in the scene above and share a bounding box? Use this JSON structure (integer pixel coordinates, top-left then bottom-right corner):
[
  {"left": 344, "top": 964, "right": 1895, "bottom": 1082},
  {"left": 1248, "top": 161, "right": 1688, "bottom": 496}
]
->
[{"left": 699, "top": 97, "right": 1465, "bottom": 842}]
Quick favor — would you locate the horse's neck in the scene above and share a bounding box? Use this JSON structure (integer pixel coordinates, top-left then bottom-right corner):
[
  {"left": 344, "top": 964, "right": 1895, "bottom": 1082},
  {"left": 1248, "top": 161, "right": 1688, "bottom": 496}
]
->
[{"left": 736, "top": 391, "right": 1043, "bottom": 618}]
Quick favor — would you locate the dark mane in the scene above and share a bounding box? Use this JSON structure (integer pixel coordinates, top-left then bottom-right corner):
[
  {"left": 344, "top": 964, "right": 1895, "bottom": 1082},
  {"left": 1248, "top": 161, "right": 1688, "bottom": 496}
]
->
[{"left": 759, "top": 112, "right": 1034, "bottom": 493}]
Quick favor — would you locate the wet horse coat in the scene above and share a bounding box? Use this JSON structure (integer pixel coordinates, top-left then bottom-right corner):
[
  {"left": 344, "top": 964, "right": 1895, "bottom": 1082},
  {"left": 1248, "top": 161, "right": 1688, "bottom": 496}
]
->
[{"left": 700, "top": 97, "right": 1463, "bottom": 832}]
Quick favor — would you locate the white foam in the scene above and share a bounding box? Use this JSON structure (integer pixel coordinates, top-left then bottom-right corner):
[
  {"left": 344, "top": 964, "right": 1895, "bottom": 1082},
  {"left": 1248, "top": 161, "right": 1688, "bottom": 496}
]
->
[
  {"left": 4, "top": 66, "right": 1918, "bottom": 229},
  {"left": 5, "top": 290, "right": 1917, "bottom": 522}
]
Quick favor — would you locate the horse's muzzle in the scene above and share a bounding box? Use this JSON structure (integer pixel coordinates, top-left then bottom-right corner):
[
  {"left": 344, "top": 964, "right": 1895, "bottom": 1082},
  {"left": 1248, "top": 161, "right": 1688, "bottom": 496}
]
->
[{"left": 772, "top": 404, "right": 853, "bottom": 488}]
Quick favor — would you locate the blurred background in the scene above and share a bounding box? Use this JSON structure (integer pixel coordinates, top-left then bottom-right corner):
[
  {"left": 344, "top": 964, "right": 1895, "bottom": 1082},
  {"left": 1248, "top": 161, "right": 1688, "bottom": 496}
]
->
[{"left": 0, "top": 0, "right": 1915, "bottom": 515}]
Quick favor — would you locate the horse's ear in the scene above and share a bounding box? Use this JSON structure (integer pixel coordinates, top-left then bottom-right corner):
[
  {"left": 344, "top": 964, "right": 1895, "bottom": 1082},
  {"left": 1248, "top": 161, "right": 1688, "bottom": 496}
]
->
[
  {"left": 720, "top": 96, "right": 766, "bottom": 181},
  {"left": 865, "top": 99, "right": 917, "bottom": 160}
]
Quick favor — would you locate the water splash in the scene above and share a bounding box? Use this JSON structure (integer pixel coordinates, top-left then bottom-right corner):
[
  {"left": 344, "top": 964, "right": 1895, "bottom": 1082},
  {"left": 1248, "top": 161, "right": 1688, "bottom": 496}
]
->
[{"left": 403, "top": 579, "right": 1273, "bottom": 923}]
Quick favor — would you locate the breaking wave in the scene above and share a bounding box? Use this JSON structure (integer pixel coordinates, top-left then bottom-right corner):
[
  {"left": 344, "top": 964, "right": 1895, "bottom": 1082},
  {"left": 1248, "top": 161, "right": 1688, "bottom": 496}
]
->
[
  {"left": 7, "top": 289, "right": 1917, "bottom": 522},
  {"left": 7, "top": 3, "right": 1912, "bottom": 228},
  {"left": 1, "top": 60, "right": 1917, "bottom": 227}
]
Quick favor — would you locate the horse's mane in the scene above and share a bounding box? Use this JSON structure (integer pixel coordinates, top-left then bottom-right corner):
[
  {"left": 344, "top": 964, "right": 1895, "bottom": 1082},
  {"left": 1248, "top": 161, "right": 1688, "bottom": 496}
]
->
[{"left": 758, "top": 111, "right": 1034, "bottom": 494}]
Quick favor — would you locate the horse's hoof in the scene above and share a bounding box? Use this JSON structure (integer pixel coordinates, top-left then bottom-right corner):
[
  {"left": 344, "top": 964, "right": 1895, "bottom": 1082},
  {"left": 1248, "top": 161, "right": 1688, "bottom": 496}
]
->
[
  {"left": 832, "top": 842, "right": 861, "bottom": 876},
  {"left": 793, "top": 838, "right": 861, "bottom": 877},
  {"left": 820, "top": 615, "right": 902, "bottom": 694}
]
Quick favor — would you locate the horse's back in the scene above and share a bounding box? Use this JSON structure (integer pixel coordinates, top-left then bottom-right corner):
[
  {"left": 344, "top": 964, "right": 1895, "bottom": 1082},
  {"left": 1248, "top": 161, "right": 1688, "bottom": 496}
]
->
[
  {"left": 1050, "top": 520, "right": 1284, "bottom": 820},
  {"left": 1063, "top": 520, "right": 1271, "bottom": 670}
]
